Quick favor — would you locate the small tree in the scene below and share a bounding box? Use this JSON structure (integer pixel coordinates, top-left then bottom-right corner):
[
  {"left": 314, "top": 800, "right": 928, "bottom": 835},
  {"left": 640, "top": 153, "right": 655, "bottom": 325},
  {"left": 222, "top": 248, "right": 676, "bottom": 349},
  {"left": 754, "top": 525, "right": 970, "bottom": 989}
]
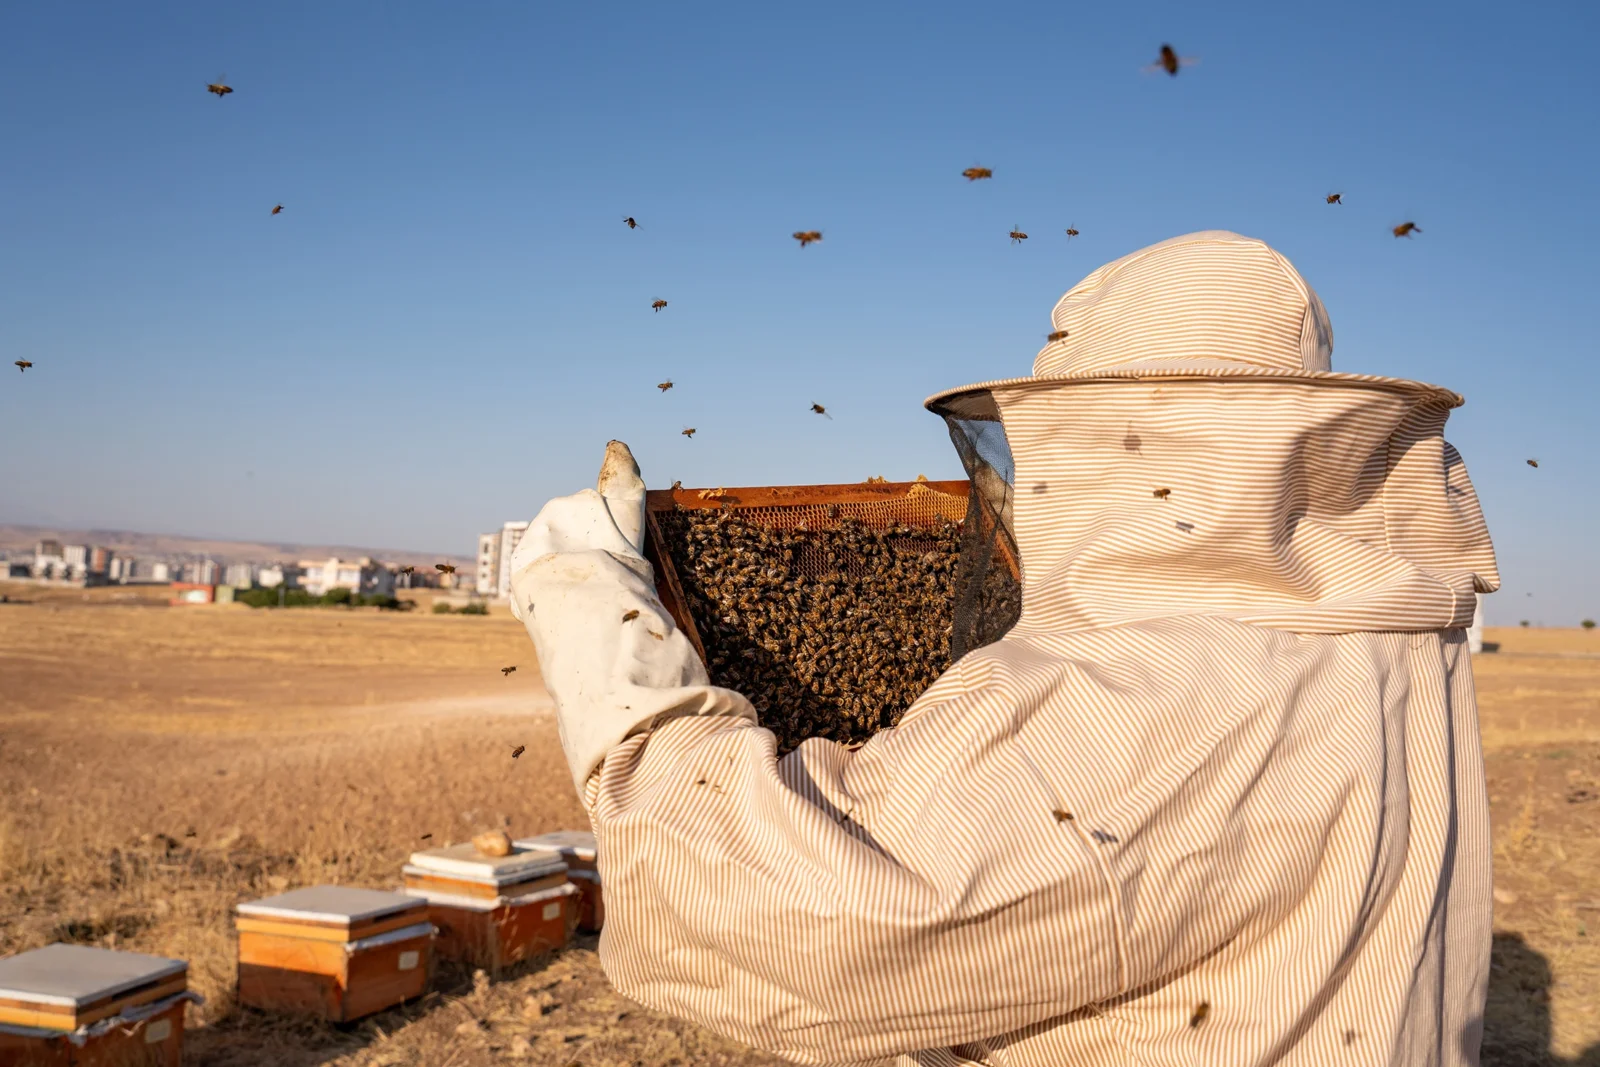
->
[
  {"left": 1583, "top": 619, "right": 1596, "bottom": 630},
  {"left": 1520, "top": 620, "right": 1530, "bottom": 627}
]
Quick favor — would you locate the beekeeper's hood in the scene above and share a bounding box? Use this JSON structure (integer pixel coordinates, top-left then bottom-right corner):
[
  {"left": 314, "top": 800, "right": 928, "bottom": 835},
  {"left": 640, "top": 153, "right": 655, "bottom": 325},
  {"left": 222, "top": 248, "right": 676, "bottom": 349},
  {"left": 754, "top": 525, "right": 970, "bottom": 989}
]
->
[{"left": 928, "top": 229, "right": 1499, "bottom": 635}]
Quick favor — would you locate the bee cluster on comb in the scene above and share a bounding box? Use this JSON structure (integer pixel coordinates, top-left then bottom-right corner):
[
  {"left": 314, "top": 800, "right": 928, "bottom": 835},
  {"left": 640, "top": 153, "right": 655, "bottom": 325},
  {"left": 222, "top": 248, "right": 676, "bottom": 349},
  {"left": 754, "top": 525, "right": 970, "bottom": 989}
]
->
[{"left": 651, "top": 508, "right": 964, "bottom": 754}]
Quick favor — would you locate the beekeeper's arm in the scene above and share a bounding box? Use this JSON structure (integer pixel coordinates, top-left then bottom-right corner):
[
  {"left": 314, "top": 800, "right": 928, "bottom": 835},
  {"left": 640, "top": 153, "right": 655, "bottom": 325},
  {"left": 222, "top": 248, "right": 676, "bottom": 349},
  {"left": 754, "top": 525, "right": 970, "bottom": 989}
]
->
[{"left": 509, "top": 443, "right": 1288, "bottom": 1066}]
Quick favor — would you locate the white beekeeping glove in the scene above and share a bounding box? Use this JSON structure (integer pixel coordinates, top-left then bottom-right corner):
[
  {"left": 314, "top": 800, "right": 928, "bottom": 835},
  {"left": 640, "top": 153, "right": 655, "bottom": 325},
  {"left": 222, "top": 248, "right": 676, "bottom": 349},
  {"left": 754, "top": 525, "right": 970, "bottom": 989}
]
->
[{"left": 509, "top": 441, "right": 755, "bottom": 794}]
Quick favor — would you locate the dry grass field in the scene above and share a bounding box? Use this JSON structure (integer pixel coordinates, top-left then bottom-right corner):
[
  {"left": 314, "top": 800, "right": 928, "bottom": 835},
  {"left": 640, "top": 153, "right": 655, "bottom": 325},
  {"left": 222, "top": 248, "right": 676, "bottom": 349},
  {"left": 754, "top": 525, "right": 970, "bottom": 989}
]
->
[{"left": 0, "top": 582, "right": 1596, "bottom": 1066}]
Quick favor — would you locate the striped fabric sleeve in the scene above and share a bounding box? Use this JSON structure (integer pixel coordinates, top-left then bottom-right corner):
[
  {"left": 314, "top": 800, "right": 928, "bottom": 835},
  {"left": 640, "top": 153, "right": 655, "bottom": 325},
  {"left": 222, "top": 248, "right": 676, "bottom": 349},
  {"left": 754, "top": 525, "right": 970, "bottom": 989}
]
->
[{"left": 582, "top": 700, "right": 1125, "bottom": 1065}]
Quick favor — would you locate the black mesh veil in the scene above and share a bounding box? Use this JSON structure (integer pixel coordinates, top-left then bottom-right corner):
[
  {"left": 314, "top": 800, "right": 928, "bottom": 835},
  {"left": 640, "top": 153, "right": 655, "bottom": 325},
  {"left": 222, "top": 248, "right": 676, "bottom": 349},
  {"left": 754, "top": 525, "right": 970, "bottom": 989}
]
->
[{"left": 930, "top": 390, "right": 1022, "bottom": 661}]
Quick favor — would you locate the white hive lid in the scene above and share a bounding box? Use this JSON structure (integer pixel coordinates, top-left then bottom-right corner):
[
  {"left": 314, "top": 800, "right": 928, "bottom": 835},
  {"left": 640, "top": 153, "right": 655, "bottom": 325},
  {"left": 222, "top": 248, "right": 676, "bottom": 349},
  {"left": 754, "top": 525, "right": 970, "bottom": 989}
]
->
[
  {"left": 0, "top": 944, "right": 186, "bottom": 1008},
  {"left": 405, "top": 843, "right": 567, "bottom": 884},
  {"left": 236, "top": 886, "right": 424, "bottom": 925},
  {"left": 513, "top": 830, "right": 597, "bottom": 862}
]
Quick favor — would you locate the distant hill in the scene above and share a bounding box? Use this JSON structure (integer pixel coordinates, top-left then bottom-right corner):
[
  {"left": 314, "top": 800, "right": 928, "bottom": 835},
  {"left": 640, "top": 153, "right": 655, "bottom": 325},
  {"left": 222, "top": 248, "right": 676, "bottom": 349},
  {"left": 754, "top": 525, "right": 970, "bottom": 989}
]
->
[{"left": 0, "top": 523, "right": 473, "bottom": 569}]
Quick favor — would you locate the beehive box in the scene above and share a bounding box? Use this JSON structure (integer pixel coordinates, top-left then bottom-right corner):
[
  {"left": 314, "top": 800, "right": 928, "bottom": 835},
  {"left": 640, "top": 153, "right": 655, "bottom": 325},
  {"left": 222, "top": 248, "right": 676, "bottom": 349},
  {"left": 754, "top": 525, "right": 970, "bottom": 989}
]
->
[
  {"left": 235, "top": 887, "right": 432, "bottom": 1022},
  {"left": 0, "top": 943, "right": 194, "bottom": 1067},
  {"left": 643, "top": 479, "right": 1018, "bottom": 754},
  {"left": 400, "top": 844, "right": 576, "bottom": 970},
  {"left": 514, "top": 831, "right": 603, "bottom": 933}
]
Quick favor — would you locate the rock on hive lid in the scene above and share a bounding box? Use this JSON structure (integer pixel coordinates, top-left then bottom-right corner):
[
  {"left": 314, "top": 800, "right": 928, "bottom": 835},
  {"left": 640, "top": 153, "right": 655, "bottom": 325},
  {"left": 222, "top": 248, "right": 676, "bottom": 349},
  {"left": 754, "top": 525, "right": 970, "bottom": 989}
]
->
[
  {"left": 236, "top": 886, "right": 425, "bottom": 925},
  {"left": 405, "top": 842, "right": 568, "bottom": 886},
  {"left": 513, "top": 830, "right": 597, "bottom": 863}
]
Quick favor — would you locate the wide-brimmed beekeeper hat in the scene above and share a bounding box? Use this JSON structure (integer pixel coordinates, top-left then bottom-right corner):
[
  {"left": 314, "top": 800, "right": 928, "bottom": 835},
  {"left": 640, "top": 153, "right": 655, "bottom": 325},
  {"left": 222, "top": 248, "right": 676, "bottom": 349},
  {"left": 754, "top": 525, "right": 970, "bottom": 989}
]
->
[{"left": 926, "top": 229, "right": 1459, "bottom": 408}]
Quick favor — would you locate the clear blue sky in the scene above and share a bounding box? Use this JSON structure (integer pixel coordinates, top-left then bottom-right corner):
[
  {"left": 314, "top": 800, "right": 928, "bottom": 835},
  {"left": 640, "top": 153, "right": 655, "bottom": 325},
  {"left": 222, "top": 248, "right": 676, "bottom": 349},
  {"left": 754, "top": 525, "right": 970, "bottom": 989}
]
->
[{"left": 1, "top": 1, "right": 1594, "bottom": 625}]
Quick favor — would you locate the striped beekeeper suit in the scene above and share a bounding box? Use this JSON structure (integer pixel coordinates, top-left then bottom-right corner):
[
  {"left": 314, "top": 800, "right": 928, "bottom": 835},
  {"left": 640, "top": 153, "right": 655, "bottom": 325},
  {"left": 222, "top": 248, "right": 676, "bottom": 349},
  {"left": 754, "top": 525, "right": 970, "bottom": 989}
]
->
[{"left": 509, "top": 231, "right": 1501, "bottom": 1066}]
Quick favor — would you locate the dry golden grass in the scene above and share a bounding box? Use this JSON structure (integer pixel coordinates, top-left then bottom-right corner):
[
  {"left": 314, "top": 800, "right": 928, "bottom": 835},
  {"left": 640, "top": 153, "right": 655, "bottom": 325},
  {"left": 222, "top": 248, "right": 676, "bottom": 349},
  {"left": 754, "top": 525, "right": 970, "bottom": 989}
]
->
[{"left": 0, "top": 591, "right": 1595, "bottom": 1065}]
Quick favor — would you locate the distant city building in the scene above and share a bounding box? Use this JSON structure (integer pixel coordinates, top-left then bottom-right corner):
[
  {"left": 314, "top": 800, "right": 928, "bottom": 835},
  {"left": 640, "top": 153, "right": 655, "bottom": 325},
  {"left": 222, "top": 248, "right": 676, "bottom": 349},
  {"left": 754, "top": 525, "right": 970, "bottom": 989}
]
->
[
  {"left": 476, "top": 533, "right": 499, "bottom": 596},
  {"left": 108, "top": 557, "right": 135, "bottom": 582},
  {"left": 88, "top": 547, "right": 112, "bottom": 575},
  {"left": 35, "top": 539, "right": 62, "bottom": 560},
  {"left": 180, "top": 559, "right": 220, "bottom": 585},
  {"left": 63, "top": 545, "right": 88, "bottom": 570},
  {"left": 224, "top": 562, "right": 255, "bottom": 589},
  {"left": 298, "top": 557, "right": 395, "bottom": 597},
  {"left": 150, "top": 562, "right": 173, "bottom": 583},
  {"left": 255, "top": 563, "right": 303, "bottom": 589}
]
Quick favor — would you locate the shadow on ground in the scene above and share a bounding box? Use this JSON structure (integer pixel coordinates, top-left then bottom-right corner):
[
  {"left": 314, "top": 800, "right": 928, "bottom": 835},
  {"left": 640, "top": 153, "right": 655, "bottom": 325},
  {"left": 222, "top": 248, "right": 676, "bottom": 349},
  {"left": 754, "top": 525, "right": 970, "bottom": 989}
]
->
[{"left": 1483, "top": 932, "right": 1600, "bottom": 1066}]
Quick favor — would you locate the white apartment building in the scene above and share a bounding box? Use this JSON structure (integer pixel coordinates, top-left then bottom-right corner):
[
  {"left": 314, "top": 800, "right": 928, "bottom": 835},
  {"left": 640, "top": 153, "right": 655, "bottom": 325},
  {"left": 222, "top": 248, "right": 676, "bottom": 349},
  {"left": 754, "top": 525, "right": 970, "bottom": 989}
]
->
[
  {"left": 472, "top": 521, "right": 529, "bottom": 598},
  {"left": 256, "top": 563, "right": 303, "bottom": 589},
  {"left": 297, "top": 557, "right": 395, "bottom": 597},
  {"left": 476, "top": 532, "right": 499, "bottom": 596},
  {"left": 223, "top": 562, "right": 255, "bottom": 588}
]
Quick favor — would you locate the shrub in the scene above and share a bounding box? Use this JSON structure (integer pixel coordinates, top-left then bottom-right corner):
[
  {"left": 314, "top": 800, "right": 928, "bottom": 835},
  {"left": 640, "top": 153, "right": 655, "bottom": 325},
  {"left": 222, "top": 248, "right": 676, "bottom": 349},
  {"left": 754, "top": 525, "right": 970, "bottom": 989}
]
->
[
  {"left": 457, "top": 602, "right": 489, "bottom": 615},
  {"left": 1520, "top": 620, "right": 1530, "bottom": 627},
  {"left": 237, "top": 586, "right": 317, "bottom": 609},
  {"left": 432, "top": 602, "right": 454, "bottom": 615},
  {"left": 321, "top": 587, "right": 354, "bottom": 607},
  {"left": 1583, "top": 619, "right": 1596, "bottom": 630}
]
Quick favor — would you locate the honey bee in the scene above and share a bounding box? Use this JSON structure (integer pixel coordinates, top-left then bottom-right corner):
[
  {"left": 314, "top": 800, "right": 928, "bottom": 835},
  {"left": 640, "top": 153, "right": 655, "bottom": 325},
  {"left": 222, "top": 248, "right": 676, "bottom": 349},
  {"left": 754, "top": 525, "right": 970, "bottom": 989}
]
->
[
  {"left": 670, "top": 480, "right": 683, "bottom": 490},
  {"left": 624, "top": 216, "right": 639, "bottom": 229},
  {"left": 682, "top": 427, "right": 696, "bottom": 438},
  {"left": 501, "top": 666, "right": 516, "bottom": 676},
  {"left": 1145, "top": 45, "right": 1197, "bottom": 76},
  {"left": 1063, "top": 226, "right": 1080, "bottom": 240},
  {"left": 962, "top": 167, "right": 993, "bottom": 181},
  {"left": 1010, "top": 225, "right": 1028, "bottom": 244},
  {"left": 1393, "top": 222, "right": 1421, "bottom": 238},
  {"left": 420, "top": 833, "right": 433, "bottom": 841},
  {"left": 658, "top": 380, "right": 673, "bottom": 392},
  {"left": 1326, "top": 193, "right": 1343, "bottom": 205},
  {"left": 793, "top": 230, "right": 823, "bottom": 248},
  {"left": 1153, "top": 488, "right": 1171, "bottom": 500},
  {"left": 1052, "top": 809, "right": 1073, "bottom": 823},
  {"left": 206, "top": 78, "right": 233, "bottom": 97},
  {"left": 511, "top": 745, "right": 526, "bottom": 760},
  {"left": 399, "top": 565, "right": 415, "bottom": 576},
  {"left": 14, "top": 360, "right": 32, "bottom": 373},
  {"left": 1046, "top": 330, "right": 1069, "bottom": 342},
  {"left": 435, "top": 562, "right": 456, "bottom": 575},
  {"left": 652, "top": 299, "right": 668, "bottom": 312},
  {"left": 622, "top": 609, "right": 640, "bottom": 622},
  {"left": 810, "top": 403, "right": 831, "bottom": 419},
  {"left": 1190, "top": 1002, "right": 1210, "bottom": 1028},
  {"left": 647, "top": 629, "right": 665, "bottom": 641},
  {"left": 1527, "top": 458, "right": 1539, "bottom": 468},
  {"left": 271, "top": 204, "right": 283, "bottom": 215}
]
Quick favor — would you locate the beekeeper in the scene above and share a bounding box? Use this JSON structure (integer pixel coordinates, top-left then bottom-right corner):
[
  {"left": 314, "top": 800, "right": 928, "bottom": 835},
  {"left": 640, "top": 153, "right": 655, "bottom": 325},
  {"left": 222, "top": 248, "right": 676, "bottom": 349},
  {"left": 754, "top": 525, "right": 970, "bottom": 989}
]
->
[{"left": 509, "top": 231, "right": 1500, "bottom": 1067}]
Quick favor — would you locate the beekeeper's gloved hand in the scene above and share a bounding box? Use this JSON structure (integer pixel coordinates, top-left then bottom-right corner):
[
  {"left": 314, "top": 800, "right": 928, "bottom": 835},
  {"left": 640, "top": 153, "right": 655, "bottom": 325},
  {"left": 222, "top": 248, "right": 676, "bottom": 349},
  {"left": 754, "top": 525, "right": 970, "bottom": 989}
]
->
[{"left": 509, "top": 441, "right": 755, "bottom": 796}]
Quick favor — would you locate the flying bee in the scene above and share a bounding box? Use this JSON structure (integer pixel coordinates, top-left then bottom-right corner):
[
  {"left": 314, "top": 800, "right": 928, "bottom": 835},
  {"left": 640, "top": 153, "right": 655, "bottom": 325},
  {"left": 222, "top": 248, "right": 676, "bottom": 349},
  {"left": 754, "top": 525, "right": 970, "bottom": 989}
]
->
[
  {"left": 14, "top": 360, "right": 32, "bottom": 373},
  {"left": 793, "top": 230, "right": 823, "bottom": 248},
  {"left": 1526, "top": 458, "right": 1539, "bottom": 468},
  {"left": 1046, "top": 330, "right": 1069, "bottom": 343},
  {"left": 420, "top": 833, "right": 432, "bottom": 841},
  {"left": 622, "top": 609, "right": 640, "bottom": 622},
  {"left": 399, "top": 565, "right": 415, "bottom": 575},
  {"left": 811, "top": 403, "right": 832, "bottom": 419},
  {"left": 1393, "top": 222, "right": 1421, "bottom": 238},
  {"left": 623, "top": 216, "right": 639, "bottom": 229},
  {"left": 501, "top": 665, "right": 516, "bottom": 676},
  {"left": 647, "top": 629, "right": 665, "bottom": 641},
  {"left": 682, "top": 427, "right": 696, "bottom": 438},
  {"left": 1010, "top": 225, "right": 1028, "bottom": 244},
  {"left": 652, "top": 299, "right": 668, "bottom": 312},
  {"left": 1063, "top": 225, "right": 1080, "bottom": 240},
  {"left": 962, "top": 166, "right": 993, "bottom": 181},
  {"left": 271, "top": 204, "right": 283, "bottom": 215},
  {"left": 206, "top": 77, "right": 233, "bottom": 97},
  {"left": 511, "top": 745, "right": 525, "bottom": 760},
  {"left": 1190, "top": 1002, "right": 1210, "bottom": 1028},
  {"left": 435, "top": 562, "right": 456, "bottom": 575},
  {"left": 670, "top": 480, "right": 682, "bottom": 490},
  {"left": 658, "top": 380, "right": 673, "bottom": 392},
  {"left": 1144, "top": 44, "right": 1197, "bottom": 76},
  {"left": 1326, "top": 193, "right": 1343, "bottom": 205},
  {"left": 1153, "top": 488, "right": 1171, "bottom": 500}
]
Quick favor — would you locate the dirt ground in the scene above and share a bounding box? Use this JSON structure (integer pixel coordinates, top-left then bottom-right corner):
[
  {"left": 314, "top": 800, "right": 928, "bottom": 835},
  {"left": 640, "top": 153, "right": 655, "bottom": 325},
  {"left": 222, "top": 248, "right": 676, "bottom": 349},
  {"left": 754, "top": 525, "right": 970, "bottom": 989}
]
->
[{"left": 0, "top": 583, "right": 1596, "bottom": 1065}]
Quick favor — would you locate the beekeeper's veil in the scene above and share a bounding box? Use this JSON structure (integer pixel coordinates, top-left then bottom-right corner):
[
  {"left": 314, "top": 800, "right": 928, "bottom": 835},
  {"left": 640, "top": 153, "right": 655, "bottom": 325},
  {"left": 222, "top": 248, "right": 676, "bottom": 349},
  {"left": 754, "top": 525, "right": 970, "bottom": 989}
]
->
[{"left": 931, "top": 230, "right": 1498, "bottom": 657}]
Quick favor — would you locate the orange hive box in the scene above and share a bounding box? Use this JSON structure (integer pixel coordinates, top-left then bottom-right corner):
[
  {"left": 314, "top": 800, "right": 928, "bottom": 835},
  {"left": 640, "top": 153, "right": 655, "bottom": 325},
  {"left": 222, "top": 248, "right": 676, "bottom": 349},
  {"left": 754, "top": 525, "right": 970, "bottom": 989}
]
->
[
  {"left": 0, "top": 943, "right": 199, "bottom": 1067},
  {"left": 401, "top": 843, "right": 577, "bottom": 971},
  {"left": 514, "top": 831, "right": 603, "bottom": 933},
  {"left": 235, "top": 887, "right": 432, "bottom": 1022}
]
